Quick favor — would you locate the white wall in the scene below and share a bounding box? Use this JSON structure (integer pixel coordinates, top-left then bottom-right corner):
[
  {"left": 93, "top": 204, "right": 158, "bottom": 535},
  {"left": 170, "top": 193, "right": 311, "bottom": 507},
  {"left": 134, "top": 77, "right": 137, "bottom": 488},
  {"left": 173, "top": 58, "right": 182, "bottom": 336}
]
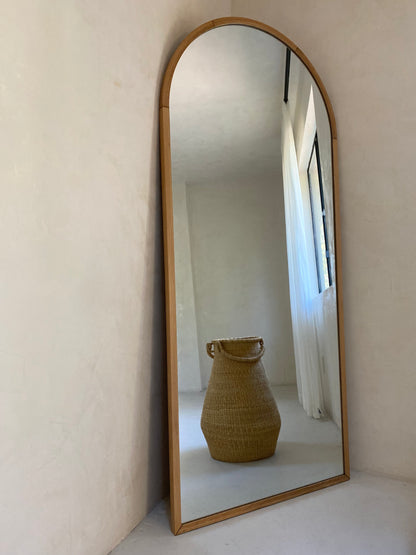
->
[
  {"left": 0, "top": 1, "right": 230, "bottom": 554},
  {"left": 233, "top": 0, "right": 416, "bottom": 482},
  {"left": 185, "top": 177, "right": 296, "bottom": 389},
  {"left": 173, "top": 182, "right": 201, "bottom": 392}
]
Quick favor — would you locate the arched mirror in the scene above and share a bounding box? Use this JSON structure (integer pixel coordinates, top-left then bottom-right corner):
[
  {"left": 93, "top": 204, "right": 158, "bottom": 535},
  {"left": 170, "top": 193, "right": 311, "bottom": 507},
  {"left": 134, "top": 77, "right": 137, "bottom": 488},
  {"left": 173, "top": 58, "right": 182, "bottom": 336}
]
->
[{"left": 160, "top": 17, "right": 349, "bottom": 535}]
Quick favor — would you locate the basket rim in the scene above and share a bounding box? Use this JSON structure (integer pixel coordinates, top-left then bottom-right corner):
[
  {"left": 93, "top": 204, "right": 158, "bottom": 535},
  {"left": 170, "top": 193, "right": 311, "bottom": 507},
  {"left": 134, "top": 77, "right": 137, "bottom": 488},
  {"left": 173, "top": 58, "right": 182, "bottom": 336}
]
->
[{"left": 209, "top": 336, "right": 262, "bottom": 343}]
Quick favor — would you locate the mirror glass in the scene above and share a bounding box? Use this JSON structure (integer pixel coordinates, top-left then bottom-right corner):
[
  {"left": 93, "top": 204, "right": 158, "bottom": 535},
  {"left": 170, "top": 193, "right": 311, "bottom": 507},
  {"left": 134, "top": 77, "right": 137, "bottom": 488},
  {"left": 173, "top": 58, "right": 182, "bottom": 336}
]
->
[{"left": 169, "top": 25, "right": 343, "bottom": 523}]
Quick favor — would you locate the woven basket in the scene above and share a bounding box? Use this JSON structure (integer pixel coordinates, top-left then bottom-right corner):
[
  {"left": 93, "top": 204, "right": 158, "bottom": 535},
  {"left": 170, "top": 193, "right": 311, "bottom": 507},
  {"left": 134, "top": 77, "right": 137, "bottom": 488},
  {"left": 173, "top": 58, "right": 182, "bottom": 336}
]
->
[{"left": 200, "top": 336, "right": 281, "bottom": 463}]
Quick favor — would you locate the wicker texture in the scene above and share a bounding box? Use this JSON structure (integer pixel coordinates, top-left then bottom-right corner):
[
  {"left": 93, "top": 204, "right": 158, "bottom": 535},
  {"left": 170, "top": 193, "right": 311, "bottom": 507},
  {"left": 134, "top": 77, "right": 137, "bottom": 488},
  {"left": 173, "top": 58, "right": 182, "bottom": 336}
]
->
[{"left": 200, "top": 337, "right": 281, "bottom": 463}]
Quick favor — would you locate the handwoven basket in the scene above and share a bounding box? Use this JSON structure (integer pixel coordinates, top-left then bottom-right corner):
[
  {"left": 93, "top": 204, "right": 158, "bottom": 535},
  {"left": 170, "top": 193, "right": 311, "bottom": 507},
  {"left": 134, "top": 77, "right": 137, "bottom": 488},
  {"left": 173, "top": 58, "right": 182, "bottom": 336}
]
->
[{"left": 200, "top": 336, "right": 281, "bottom": 463}]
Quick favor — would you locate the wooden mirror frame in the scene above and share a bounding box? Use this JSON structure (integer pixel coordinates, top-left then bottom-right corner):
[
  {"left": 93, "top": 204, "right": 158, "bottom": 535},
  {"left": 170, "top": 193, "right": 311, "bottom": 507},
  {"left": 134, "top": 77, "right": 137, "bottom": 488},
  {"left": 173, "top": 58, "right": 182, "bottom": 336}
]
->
[{"left": 159, "top": 16, "right": 349, "bottom": 535}]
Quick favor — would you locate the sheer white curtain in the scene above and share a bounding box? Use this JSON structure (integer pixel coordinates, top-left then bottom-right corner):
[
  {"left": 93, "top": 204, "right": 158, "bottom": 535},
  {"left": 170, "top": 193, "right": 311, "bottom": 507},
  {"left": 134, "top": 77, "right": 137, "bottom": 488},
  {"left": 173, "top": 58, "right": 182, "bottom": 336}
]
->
[{"left": 281, "top": 103, "right": 325, "bottom": 419}]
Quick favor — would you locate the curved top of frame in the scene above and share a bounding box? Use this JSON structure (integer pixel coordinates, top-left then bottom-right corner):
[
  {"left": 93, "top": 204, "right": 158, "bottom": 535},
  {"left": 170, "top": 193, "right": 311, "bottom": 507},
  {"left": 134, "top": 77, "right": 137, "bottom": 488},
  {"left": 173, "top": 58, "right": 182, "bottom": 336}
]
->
[{"left": 159, "top": 17, "right": 337, "bottom": 139}]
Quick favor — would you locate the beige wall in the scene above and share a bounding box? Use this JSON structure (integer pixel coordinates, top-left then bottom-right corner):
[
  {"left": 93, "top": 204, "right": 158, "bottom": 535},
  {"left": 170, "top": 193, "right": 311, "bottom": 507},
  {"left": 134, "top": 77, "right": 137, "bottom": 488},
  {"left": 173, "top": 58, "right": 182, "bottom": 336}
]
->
[
  {"left": 0, "top": 1, "right": 230, "bottom": 554},
  {"left": 233, "top": 0, "right": 416, "bottom": 481}
]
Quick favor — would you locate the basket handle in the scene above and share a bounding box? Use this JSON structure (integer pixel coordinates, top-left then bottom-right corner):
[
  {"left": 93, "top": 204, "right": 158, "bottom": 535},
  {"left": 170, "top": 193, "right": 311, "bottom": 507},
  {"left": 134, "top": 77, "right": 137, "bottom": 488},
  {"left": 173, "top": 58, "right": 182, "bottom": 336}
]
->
[
  {"left": 206, "top": 339, "right": 265, "bottom": 362},
  {"left": 206, "top": 342, "right": 216, "bottom": 359}
]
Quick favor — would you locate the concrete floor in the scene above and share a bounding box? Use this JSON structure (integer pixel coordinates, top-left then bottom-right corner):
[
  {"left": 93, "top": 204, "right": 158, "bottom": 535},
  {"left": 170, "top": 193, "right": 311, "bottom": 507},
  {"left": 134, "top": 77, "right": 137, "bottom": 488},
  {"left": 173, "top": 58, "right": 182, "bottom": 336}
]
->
[
  {"left": 110, "top": 472, "right": 416, "bottom": 555},
  {"left": 179, "top": 385, "right": 343, "bottom": 521}
]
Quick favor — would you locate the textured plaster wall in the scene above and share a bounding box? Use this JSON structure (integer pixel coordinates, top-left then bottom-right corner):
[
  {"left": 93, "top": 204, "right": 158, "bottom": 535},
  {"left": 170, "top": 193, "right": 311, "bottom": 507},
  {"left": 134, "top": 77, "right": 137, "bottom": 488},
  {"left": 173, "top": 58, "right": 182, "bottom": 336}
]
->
[
  {"left": 0, "top": 1, "right": 229, "bottom": 554},
  {"left": 232, "top": 0, "right": 416, "bottom": 481}
]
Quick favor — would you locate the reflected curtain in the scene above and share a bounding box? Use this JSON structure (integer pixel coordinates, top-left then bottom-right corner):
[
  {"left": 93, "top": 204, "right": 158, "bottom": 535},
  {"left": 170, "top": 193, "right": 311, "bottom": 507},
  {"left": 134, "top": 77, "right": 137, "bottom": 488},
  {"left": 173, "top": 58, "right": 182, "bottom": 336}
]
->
[{"left": 281, "top": 103, "right": 325, "bottom": 418}]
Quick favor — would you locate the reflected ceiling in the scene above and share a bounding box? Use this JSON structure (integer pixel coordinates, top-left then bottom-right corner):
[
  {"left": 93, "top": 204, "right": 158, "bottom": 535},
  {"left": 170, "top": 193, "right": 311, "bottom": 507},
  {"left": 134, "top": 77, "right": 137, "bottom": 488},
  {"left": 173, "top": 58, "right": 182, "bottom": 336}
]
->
[{"left": 170, "top": 26, "right": 286, "bottom": 183}]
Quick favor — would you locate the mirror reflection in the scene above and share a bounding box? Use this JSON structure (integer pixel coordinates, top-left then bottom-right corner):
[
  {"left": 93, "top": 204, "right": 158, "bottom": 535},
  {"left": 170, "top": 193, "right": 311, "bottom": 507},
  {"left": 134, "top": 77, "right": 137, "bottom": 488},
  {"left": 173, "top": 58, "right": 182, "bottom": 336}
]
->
[{"left": 170, "top": 25, "right": 343, "bottom": 523}]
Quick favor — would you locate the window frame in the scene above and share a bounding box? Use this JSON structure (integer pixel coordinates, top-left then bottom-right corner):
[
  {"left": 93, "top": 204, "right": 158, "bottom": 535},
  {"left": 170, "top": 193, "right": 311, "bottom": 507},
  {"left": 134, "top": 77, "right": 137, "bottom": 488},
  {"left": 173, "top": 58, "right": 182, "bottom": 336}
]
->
[{"left": 307, "top": 132, "right": 332, "bottom": 293}]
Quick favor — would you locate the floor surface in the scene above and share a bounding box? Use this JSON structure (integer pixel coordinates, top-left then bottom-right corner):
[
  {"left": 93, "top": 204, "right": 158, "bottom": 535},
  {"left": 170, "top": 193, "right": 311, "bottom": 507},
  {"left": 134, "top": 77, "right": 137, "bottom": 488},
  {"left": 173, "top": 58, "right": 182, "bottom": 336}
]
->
[
  {"left": 179, "top": 385, "right": 343, "bottom": 521},
  {"left": 110, "top": 472, "right": 416, "bottom": 555}
]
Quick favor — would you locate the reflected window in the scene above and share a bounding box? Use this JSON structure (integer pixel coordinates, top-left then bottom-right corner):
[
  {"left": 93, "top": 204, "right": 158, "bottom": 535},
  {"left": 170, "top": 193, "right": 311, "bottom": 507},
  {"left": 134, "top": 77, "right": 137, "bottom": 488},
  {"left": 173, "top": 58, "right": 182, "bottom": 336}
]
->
[{"left": 307, "top": 133, "right": 332, "bottom": 292}]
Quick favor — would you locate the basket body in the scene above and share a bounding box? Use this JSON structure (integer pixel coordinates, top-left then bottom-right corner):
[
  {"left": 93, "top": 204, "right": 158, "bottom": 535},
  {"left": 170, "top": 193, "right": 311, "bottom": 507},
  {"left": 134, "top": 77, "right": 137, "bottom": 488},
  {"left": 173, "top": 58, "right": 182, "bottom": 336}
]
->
[{"left": 200, "top": 336, "right": 281, "bottom": 462}]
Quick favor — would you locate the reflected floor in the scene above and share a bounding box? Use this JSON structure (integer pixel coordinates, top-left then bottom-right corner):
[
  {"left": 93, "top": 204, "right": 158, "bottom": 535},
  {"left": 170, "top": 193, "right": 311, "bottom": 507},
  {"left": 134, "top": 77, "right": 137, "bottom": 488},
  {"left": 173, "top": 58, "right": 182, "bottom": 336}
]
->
[{"left": 179, "top": 384, "right": 343, "bottom": 523}]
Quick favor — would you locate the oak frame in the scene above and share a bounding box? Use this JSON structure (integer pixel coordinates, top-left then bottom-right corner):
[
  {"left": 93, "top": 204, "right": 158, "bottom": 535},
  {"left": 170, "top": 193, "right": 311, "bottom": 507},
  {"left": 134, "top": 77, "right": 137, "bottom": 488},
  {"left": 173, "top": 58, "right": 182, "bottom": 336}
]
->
[{"left": 159, "top": 17, "right": 349, "bottom": 536}]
